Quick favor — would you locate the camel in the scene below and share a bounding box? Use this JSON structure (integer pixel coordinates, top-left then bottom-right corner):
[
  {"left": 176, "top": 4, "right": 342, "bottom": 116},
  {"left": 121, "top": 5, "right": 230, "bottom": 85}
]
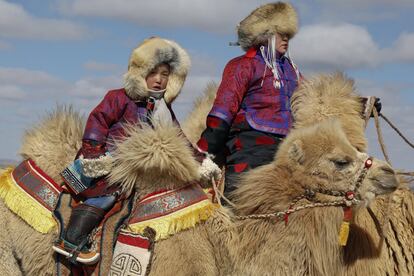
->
[
  {"left": 182, "top": 72, "right": 413, "bottom": 275},
  {"left": 107, "top": 121, "right": 234, "bottom": 275},
  {"left": 0, "top": 107, "right": 83, "bottom": 276},
  {"left": 0, "top": 108, "right": 234, "bottom": 276},
  {"left": 0, "top": 73, "right": 407, "bottom": 275},
  {"left": 108, "top": 113, "right": 398, "bottom": 275},
  {"left": 0, "top": 108, "right": 137, "bottom": 275},
  {"left": 291, "top": 73, "right": 414, "bottom": 275}
]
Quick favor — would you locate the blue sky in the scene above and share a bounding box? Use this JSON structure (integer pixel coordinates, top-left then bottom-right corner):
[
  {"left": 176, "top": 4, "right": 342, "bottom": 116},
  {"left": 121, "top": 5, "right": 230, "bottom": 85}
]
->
[{"left": 0, "top": 0, "right": 413, "bottom": 172}]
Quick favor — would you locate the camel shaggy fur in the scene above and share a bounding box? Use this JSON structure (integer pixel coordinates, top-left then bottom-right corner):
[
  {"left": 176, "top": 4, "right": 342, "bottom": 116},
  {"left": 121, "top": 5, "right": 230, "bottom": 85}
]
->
[
  {"left": 109, "top": 121, "right": 234, "bottom": 275},
  {"left": 0, "top": 109, "right": 234, "bottom": 275},
  {"left": 0, "top": 107, "right": 83, "bottom": 275},
  {"left": 291, "top": 73, "right": 414, "bottom": 275},
  {"left": 230, "top": 119, "right": 398, "bottom": 275},
  {"left": 0, "top": 72, "right": 411, "bottom": 275},
  {"left": 0, "top": 107, "right": 133, "bottom": 275},
  {"left": 181, "top": 72, "right": 412, "bottom": 275}
]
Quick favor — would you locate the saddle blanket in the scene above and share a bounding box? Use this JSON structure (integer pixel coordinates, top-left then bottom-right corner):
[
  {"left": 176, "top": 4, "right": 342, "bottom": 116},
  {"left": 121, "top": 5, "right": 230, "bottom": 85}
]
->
[
  {"left": 0, "top": 159, "right": 62, "bottom": 233},
  {"left": 126, "top": 183, "right": 218, "bottom": 241},
  {"left": 109, "top": 231, "right": 152, "bottom": 276}
]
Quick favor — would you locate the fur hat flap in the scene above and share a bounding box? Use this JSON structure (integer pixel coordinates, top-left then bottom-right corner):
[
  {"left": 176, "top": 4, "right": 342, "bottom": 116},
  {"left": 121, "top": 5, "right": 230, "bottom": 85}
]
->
[
  {"left": 237, "top": 2, "right": 298, "bottom": 51},
  {"left": 124, "top": 37, "right": 191, "bottom": 103}
]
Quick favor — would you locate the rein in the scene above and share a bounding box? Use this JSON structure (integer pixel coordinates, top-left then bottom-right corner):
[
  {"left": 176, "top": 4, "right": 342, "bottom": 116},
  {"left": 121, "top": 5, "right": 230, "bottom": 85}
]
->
[{"left": 234, "top": 157, "right": 373, "bottom": 245}]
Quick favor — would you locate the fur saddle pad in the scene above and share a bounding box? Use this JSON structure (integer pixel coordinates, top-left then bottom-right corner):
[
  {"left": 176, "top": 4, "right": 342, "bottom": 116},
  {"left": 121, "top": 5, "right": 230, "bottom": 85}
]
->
[
  {"left": 125, "top": 183, "right": 218, "bottom": 241},
  {"left": 0, "top": 159, "right": 63, "bottom": 233}
]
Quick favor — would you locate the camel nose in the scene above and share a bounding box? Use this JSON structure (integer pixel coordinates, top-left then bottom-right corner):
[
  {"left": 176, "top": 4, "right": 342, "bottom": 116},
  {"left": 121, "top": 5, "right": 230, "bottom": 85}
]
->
[{"left": 376, "top": 165, "right": 398, "bottom": 192}]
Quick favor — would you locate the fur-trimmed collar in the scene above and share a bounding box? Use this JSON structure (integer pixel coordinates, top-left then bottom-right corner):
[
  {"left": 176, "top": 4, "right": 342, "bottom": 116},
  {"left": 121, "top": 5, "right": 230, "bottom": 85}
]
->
[{"left": 124, "top": 37, "right": 191, "bottom": 103}]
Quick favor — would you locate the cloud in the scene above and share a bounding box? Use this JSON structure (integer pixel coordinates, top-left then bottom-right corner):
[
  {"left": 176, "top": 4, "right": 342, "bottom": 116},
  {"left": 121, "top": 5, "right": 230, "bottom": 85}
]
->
[
  {"left": 290, "top": 23, "right": 381, "bottom": 71},
  {"left": 389, "top": 33, "right": 414, "bottom": 62},
  {"left": 57, "top": 0, "right": 263, "bottom": 34},
  {"left": 0, "top": 40, "right": 10, "bottom": 50},
  {"left": 0, "top": 67, "right": 66, "bottom": 89},
  {"left": 69, "top": 75, "right": 123, "bottom": 100},
  {"left": 316, "top": 0, "right": 414, "bottom": 8},
  {"left": 0, "top": 85, "right": 27, "bottom": 101},
  {"left": 83, "top": 61, "right": 121, "bottom": 72},
  {"left": 290, "top": 23, "right": 414, "bottom": 71},
  {"left": 304, "top": 0, "right": 414, "bottom": 22},
  {"left": 354, "top": 78, "right": 414, "bottom": 171},
  {"left": 0, "top": 0, "right": 88, "bottom": 40}
]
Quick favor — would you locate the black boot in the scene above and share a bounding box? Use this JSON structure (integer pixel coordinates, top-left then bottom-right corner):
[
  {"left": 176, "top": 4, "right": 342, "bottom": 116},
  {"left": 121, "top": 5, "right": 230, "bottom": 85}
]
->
[{"left": 53, "top": 204, "right": 105, "bottom": 265}]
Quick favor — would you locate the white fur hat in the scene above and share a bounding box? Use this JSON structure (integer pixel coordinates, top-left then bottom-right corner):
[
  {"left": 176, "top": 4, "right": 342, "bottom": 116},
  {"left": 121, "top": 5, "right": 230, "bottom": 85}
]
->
[{"left": 124, "top": 37, "right": 191, "bottom": 103}]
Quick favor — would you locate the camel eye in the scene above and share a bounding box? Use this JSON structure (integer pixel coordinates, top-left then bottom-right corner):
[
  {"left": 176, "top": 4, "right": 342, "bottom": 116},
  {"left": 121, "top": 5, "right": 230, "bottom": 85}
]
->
[{"left": 333, "top": 159, "right": 350, "bottom": 169}]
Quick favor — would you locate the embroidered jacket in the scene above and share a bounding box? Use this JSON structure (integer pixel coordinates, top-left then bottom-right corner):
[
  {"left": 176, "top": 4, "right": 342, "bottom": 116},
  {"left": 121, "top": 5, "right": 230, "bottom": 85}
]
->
[
  {"left": 82, "top": 88, "right": 177, "bottom": 157},
  {"left": 198, "top": 48, "right": 300, "bottom": 155}
]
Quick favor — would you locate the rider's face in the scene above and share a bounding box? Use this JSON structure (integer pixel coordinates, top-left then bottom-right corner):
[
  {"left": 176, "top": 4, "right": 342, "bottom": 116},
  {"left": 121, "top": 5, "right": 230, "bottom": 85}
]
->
[
  {"left": 146, "top": 63, "right": 170, "bottom": 91},
  {"left": 275, "top": 32, "right": 290, "bottom": 55}
]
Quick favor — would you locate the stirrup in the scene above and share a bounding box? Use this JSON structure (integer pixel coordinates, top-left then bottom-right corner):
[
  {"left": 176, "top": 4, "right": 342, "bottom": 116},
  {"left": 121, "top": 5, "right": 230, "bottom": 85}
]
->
[{"left": 52, "top": 239, "right": 100, "bottom": 265}]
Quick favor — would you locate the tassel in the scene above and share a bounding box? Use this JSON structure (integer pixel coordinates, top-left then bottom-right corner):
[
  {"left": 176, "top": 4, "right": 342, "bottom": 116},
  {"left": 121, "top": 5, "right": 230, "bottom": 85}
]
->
[
  {"left": 338, "top": 221, "right": 350, "bottom": 246},
  {"left": 0, "top": 168, "right": 57, "bottom": 233},
  {"left": 338, "top": 206, "right": 353, "bottom": 246}
]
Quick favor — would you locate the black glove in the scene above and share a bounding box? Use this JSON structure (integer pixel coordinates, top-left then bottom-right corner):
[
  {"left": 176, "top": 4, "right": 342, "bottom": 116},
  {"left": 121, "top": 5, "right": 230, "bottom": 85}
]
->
[{"left": 371, "top": 98, "right": 382, "bottom": 117}]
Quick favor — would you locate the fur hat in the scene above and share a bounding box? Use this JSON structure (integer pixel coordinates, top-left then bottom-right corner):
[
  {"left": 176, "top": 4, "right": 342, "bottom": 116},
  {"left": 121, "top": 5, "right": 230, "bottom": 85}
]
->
[
  {"left": 237, "top": 2, "right": 298, "bottom": 51},
  {"left": 124, "top": 37, "right": 191, "bottom": 103}
]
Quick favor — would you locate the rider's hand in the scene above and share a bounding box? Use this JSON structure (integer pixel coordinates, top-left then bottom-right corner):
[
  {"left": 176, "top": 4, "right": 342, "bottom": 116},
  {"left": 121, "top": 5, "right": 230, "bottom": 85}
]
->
[
  {"left": 198, "top": 156, "right": 222, "bottom": 183},
  {"left": 371, "top": 98, "right": 382, "bottom": 117}
]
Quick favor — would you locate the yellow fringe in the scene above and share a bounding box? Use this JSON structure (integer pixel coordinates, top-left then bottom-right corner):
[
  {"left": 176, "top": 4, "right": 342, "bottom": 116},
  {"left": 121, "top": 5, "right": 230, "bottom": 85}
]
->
[
  {"left": 127, "top": 199, "right": 218, "bottom": 241},
  {"left": 0, "top": 168, "right": 57, "bottom": 233},
  {"left": 338, "top": 221, "right": 350, "bottom": 246}
]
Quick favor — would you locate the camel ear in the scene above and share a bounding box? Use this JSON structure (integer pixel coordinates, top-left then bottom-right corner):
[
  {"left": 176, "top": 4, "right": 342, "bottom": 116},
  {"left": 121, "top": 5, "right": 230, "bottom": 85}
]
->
[{"left": 288, "top": 139, "right": 305, "bottom": 165}]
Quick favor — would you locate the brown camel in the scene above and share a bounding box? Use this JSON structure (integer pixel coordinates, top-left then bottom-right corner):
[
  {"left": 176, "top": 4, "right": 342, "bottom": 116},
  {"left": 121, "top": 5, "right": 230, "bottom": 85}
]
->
[
  {"left": 0, "top": 108, "right": 137, "bottom": 275},
  {"left": 182, "top": 72, "right": 413, "bottom": 275},
  {"left": 0, "top": 108, "right": 234, "bottom": 276},
  {"left": 230, "top": 118, "right": 398, "bottom": 275},
  {"left": 0, "top": 73, "right": 408, "bottom": 275},
  {"left": 0, "top": 107, "right": 83, "bottom": 275},
  {"left": 291, "top": 73, "right": 414, "bottom": 275}
]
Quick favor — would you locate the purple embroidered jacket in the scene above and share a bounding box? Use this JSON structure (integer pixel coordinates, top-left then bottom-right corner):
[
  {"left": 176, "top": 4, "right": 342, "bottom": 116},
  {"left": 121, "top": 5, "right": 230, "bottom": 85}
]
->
[
  {"left": 209, "top": 48, "right": 300, "bottom": 135},
  {"left": 83, "top": 88, "right": 177, "bottom": 153}
]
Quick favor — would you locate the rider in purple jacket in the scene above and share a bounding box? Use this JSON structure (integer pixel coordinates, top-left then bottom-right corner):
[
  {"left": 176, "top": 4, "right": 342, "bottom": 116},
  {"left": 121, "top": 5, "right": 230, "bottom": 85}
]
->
[
  {"left": 53, "top": 37, "right": 191, "bottom": 264},
  {"left": 197, "top": 2, "right": 303, "bottom": 197}
]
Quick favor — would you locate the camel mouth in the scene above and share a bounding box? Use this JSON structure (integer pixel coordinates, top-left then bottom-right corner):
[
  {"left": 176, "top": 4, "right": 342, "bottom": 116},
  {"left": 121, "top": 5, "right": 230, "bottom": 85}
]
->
[{"left": 370, "top": 176, "right": 399, "bottom": 195}]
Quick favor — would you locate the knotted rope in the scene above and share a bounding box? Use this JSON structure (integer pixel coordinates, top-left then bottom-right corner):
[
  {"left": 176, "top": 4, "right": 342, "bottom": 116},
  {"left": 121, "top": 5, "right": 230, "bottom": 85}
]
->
[
  {"left": 364, "top": 97, "right": 414, "bottom": 180},
  {"left": 233, "top": 158, "right": 372, "bottom": 222}
]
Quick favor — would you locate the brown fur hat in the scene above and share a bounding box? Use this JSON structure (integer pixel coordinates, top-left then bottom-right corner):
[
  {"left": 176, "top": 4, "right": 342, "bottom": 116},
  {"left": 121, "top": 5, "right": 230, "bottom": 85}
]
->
[
  {"left": 237, "top": 2, "right": 298, "bottom": 51},
  {"left": 124, "top": 37, "right": 191, "bottom": 103}
]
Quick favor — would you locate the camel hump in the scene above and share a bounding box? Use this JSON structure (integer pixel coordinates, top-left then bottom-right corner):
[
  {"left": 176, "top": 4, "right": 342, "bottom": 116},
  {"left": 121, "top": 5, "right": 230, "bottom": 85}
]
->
[
  {"left": 20, "top": 105, "right": 84, "bottom": 182},
  {"left": 182, "top": 82, "right": 219, "bottom": 144},
  {"left": 291, "top": 72, "right": 367, "bottom": 152}
]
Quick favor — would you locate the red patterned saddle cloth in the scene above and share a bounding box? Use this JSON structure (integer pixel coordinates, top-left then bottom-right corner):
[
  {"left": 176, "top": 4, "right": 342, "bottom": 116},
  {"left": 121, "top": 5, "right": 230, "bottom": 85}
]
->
[{"left": 0, "top": 159, "right": 63, "bottom": 233}]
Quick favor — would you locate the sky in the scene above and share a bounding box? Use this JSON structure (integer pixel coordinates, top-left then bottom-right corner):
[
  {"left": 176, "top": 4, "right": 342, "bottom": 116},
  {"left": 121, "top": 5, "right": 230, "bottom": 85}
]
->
[{"left": 0, "top": 0, "right": 413, "bottom": 172}]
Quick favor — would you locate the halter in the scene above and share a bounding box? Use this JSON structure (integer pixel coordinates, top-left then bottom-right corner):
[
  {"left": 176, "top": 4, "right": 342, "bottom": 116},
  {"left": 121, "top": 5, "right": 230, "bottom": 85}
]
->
[{"left": 234, "top": 157, "right": 373, "bottom": 246}]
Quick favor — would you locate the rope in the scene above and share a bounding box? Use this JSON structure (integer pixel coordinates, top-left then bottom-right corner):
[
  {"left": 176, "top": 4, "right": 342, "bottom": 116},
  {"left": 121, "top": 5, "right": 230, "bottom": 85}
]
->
[
  {"left": 372, "top": 108, "right": 392, "bottom": 165},
  {"left": 234, "top": 200, "right": 346, "bottom": 221},
  {"left": 233, "top": 157, "right": 370, "bottom": 221},
  {"left": 365, "top": 99, "right": 414, "bottom": 176},
  {"left": 380, "top": 113, "right": 414, "bottom": 149},
  {"left": 211, "top": 170, "right": 236, "bottom": 208}
]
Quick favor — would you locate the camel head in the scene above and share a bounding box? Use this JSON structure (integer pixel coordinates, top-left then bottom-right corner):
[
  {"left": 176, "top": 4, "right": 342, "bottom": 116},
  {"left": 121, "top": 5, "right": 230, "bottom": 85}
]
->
[
  {"left": 109, "top": 121, "right": 200, "bottom": 198},
  {"left": 275, "top": 119, "right": 398, "bottom": 207}
]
